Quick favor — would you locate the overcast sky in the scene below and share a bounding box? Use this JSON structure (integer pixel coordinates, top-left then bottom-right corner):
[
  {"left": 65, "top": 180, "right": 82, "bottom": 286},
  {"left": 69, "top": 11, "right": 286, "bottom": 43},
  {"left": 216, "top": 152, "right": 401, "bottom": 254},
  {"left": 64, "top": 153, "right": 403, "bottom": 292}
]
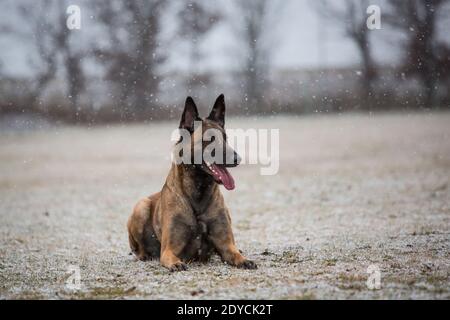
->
[{"left": 0, "top": 0, "right": 409, "bottom": 77}]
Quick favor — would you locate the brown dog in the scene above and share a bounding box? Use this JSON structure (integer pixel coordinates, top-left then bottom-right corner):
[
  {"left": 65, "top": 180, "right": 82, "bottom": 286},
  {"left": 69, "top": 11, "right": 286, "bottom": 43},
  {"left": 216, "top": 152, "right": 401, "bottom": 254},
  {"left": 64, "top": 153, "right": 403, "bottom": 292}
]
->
[{"left": 127, "top": 94, "right": 257, "bottom": 271}]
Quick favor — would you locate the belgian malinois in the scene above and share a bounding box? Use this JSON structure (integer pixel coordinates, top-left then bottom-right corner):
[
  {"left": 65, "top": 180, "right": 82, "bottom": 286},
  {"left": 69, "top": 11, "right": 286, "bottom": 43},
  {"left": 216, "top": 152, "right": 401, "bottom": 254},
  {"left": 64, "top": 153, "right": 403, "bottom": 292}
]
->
[{"left": 127, "top": 94, "right": 257, "bottom": 271}]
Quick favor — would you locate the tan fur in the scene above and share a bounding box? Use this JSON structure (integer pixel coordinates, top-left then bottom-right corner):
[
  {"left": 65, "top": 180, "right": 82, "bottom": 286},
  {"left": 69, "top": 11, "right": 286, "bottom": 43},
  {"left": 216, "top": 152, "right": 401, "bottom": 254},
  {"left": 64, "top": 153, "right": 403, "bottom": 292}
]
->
[
  {"left": 127, "top": 160, "right": 256, "bottom": 271},
  {"left": 127, "top": 101, "right": 256, "bottom": 272}
]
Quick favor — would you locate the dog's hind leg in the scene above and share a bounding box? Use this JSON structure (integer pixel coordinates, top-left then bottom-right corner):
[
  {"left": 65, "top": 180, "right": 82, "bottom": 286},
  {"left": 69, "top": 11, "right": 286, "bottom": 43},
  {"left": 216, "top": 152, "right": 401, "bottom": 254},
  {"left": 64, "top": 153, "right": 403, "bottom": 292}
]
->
[
  {"left": 127, "top": 197, "right": 160, "bottom": 261},
  {"left": 128, "top": 232, "right": 138, "bottom": 255},
  {"left": 128, "top": 232, "right": 149, "bottom": 261}
]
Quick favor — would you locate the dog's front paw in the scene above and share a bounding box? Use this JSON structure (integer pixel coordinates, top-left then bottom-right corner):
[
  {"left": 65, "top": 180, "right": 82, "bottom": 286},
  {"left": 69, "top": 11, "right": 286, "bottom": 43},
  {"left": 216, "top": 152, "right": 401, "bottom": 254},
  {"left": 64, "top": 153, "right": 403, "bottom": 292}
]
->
[
  {"left": 168, "top": 261, "right": 188, "bottom": 272},
  {"left": 237, "top": 259, "right": 257, "bottom": 270}
]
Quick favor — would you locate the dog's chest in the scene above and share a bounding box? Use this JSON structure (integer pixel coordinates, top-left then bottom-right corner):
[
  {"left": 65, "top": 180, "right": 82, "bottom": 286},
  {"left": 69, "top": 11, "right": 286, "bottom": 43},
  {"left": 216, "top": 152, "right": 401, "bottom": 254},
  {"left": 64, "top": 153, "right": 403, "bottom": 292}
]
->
[{"left": 182, "top": 215, "right": 214, "bottom": 262}]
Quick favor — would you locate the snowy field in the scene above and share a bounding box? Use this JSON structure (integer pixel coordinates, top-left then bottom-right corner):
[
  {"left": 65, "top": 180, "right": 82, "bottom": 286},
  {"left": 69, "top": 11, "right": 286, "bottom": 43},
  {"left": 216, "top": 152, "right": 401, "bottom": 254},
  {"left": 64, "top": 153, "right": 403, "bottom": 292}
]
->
[{"left": 0, "top": 112, "right": 449, "bottom": 299}]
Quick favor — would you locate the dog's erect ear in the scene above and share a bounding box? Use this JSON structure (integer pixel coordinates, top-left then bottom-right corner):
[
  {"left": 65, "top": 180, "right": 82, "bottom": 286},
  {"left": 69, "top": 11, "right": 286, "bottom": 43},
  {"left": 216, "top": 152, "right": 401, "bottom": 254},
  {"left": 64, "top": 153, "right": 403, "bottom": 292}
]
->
[
  {"left": 207, "top": 94, "right": 225, "bottom": 127},
  {"left": 179, "top": 96, "right": 199, "bottom": 133}
]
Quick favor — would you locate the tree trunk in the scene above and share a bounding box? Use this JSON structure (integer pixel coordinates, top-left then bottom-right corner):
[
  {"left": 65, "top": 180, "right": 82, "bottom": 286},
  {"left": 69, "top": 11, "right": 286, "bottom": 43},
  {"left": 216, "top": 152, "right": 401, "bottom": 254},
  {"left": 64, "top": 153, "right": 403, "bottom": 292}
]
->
[{"left": 356, "top": 32, "right": 375, "bottom": 109}]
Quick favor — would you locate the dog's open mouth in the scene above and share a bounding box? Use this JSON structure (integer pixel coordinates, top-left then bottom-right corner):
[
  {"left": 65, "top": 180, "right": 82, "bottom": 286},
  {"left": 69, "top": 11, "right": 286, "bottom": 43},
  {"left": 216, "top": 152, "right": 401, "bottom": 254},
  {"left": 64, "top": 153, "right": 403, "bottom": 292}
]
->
[{"left": 205, "top": 161, "right": 235, "bottom": 190}]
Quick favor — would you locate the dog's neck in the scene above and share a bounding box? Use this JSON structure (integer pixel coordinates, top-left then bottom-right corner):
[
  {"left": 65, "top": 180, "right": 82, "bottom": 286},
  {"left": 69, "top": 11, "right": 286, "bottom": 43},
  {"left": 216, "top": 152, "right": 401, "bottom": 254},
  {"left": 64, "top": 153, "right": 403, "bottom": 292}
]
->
[{"left": 170, "top": 163, "right": 218, "bottom": 214}]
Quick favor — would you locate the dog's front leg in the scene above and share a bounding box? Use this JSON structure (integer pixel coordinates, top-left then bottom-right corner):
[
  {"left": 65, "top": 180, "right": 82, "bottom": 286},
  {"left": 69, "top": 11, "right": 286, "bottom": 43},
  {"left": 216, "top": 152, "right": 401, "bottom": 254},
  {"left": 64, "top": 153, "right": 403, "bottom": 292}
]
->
[
  {"left": 160, "top": 240, "right": 187, "bottom": 272},
  {"left": 207, "top": 212, "right": 257, "bottom": 269},
  {"left": 159, "top": 216, "right": 190, "bottom": 272},
  {"left": 160, "top": 247, "right": 187, "bottom": 272}
]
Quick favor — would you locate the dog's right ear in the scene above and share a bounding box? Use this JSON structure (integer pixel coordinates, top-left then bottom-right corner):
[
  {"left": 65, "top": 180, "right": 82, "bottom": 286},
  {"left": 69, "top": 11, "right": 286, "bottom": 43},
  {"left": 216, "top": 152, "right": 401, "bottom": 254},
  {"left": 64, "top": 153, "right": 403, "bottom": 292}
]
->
[
  {"left": 179, "top": 96, "right": 199, "bottom": 133},
  {"left": 207, "top": 94, "right": 225, "bottom": 127}
]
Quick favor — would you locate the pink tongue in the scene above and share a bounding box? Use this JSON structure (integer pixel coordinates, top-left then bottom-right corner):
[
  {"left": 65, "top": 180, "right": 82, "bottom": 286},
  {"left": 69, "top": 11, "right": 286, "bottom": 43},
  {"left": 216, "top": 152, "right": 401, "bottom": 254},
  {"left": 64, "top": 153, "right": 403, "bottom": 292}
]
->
[{"left": 211, "top": 164, "right": 235, "bottom": 190}]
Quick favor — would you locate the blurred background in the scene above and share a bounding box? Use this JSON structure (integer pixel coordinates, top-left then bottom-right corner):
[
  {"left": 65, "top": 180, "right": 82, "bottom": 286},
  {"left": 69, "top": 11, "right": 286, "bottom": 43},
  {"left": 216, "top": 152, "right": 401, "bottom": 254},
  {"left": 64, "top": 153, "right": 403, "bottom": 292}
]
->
[
  {"left": 0, "top": 0, "right": 449, "bottom": 124},
  {"left": 1, "top": 1, "right": 450, "bottom": 299}
]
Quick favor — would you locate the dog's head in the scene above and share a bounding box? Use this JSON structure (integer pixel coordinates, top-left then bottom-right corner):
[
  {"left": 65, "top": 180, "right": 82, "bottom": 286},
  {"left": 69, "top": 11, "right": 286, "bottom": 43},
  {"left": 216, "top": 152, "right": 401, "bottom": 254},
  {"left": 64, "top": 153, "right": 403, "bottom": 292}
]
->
[{"left": 178, "top": 94, "right": 240, "bottom": 190}]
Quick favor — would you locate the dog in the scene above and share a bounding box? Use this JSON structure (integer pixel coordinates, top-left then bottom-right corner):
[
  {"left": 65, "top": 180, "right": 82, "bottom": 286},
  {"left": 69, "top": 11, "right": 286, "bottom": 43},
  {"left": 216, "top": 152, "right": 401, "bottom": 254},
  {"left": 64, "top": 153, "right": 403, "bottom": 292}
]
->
[{"left": 127, "top": 94, "right": 257, "bottom": 271}]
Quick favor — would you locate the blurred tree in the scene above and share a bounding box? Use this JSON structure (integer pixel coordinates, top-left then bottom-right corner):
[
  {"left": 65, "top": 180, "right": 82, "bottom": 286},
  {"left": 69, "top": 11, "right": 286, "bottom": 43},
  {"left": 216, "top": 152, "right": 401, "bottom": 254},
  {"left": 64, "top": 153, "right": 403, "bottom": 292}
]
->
[
  {"left": 92, "top": 0, "right": 167, "bottom": 119},
  {"left": 177, "top": 0, "right": 221, "bottom": 91},
  {"left": 235, "top": 0, "right": 278, "bottom": 114},
  {"left": 3, "top": 1, "right": 58, "bottom": 109},
  {"left": 55, "top": 1, "right": 86, "bottom": 114},
  {"left": 5, "top": 0, "right": 86, "bottom": 118},
  {"left": 385, "top": 0, "right": 450, "bottom": 109},
  {"left": 314, "top": 0, "right": 377, "bottom": 106}
]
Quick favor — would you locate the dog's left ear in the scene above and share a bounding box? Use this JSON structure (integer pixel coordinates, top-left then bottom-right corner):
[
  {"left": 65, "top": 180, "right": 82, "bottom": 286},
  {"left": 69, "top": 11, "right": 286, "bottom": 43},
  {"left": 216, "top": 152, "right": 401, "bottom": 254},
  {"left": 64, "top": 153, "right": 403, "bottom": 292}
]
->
[
  {"left": 179, "top": 96, "right": 199, "bottom": 133},
  {"left": 207, "top": 94, "right": 226, "bottom": 127}
]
